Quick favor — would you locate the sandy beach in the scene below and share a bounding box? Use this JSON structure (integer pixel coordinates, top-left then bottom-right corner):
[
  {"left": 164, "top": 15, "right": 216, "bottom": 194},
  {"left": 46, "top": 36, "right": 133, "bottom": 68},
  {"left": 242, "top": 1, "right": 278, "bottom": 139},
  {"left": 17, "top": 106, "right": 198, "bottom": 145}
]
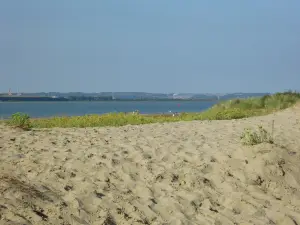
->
[{"left": 1, "top": 105, "right": 300, "bottom": 225}]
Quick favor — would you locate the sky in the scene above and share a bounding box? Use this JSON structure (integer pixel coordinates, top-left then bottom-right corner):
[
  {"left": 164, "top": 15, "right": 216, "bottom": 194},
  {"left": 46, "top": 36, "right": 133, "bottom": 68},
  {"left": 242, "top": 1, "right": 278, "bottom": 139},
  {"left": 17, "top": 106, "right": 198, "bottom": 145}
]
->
[{"left": 0, "top": 1, "right": 299, "bottom": 93}]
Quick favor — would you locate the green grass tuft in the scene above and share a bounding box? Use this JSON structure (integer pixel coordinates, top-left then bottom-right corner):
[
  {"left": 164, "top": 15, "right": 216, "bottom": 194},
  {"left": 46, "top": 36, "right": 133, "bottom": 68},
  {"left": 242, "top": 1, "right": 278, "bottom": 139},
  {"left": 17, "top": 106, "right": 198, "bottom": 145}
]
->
[
  {"left": 6, "top": 112, "right": 32, "bottom": 130},
  {"left": 240, "top": 125, "right": 274, "bottom": 145}
]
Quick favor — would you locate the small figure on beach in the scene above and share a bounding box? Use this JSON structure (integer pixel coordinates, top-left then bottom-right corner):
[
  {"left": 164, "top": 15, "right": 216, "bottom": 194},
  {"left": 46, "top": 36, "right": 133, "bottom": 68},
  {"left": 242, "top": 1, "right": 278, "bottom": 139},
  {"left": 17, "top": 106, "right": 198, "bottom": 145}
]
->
[{"left": 132, "top": 110, "right": 140, "bottom": 115}]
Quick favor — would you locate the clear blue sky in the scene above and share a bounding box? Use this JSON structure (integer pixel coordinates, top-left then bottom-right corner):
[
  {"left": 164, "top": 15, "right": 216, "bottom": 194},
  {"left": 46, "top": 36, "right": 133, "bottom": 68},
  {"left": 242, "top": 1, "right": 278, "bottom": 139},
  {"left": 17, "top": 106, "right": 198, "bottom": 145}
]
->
[{"left": 0, "top": 1, "right": 299, "bottom": 93}]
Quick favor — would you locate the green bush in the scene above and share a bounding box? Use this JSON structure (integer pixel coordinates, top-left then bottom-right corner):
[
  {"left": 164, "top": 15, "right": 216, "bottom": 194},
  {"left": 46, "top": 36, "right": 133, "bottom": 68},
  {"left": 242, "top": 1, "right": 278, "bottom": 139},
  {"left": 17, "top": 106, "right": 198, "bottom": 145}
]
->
[
  {"left": 240, "top": 126, "right": 274, "bottom": 145},
  {"left": 7, "top": 112, "right": 32, "bottom": 130},
  {"left": 214, "top": 108, "right": 246, "bottom": 120}
]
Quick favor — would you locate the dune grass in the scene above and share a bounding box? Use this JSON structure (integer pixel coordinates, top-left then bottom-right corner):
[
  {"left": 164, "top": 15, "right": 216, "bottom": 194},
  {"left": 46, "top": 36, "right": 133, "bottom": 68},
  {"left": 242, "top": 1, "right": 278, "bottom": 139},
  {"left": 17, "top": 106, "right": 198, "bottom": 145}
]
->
[
  {"left": 6, "top": 112, "right": 32, "bottom": 130},
  {"left": 240, "top": 125, "right": 274, "bottom": 145},
  {"left": 4, "top": 92, "right": 300, "bottom": 128}
]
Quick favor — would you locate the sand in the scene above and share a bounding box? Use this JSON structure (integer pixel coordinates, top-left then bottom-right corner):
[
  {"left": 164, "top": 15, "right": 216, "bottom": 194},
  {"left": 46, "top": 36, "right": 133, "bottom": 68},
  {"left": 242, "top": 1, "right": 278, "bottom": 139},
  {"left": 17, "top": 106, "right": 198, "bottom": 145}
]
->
[{"left": 1, "top": 105, "right": 300, "bottom": 225}]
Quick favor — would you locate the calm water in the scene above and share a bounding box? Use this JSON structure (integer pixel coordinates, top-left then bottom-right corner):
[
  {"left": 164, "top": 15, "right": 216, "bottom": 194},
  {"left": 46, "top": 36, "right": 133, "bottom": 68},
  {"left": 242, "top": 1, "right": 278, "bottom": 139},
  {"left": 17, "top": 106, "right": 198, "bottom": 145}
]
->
[{"left": 0, "top": 101, "right": 217, "bottom": 119}]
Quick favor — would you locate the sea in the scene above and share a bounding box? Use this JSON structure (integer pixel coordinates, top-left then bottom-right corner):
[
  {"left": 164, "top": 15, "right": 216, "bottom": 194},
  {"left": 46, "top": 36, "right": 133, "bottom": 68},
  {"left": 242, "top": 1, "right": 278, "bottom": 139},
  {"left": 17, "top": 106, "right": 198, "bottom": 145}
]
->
[{"left": 0, "top": 101, "right": 218, "bottom": 119}]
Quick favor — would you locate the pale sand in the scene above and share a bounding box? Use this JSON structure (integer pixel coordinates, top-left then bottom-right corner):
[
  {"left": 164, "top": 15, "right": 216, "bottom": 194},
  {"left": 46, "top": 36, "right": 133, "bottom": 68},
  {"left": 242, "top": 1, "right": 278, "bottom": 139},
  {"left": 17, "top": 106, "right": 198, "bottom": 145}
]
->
[{"left": 1, "top": 105, "right": 300, "bottom": 225}]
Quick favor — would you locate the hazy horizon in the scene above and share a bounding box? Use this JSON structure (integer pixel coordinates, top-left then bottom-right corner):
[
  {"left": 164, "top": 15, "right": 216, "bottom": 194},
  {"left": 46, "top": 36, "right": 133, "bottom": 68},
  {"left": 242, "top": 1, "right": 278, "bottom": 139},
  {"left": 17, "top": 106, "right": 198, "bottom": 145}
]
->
[{"left": 1, "top": 1, "right": 299, "bottom": 93}]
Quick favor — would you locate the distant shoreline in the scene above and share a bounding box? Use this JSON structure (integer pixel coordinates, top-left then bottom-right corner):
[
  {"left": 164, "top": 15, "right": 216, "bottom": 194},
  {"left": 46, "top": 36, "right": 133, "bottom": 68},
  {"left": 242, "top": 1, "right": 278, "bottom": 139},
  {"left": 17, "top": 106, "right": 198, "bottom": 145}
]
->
[
  {"left": 0, "top": 99, "right": 219, "bottom": 102},
  {"left": 0, "top": 92, "right": 270, "bottom": 102}
]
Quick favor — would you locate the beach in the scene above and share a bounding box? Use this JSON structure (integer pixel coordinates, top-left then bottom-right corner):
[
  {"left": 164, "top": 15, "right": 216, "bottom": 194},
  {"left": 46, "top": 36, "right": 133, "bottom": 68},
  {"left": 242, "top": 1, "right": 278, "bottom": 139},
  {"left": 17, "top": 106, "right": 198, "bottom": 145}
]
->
[{"left": 1, "top": 104, "right": 300, "bottom": 225}]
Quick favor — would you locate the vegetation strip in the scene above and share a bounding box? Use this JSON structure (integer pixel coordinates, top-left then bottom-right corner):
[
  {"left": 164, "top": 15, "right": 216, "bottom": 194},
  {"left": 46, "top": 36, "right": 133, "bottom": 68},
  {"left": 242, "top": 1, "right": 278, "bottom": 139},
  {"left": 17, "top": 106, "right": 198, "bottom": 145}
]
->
[{"left": 4, "top": 92, "right": 300, "bottom": 129}]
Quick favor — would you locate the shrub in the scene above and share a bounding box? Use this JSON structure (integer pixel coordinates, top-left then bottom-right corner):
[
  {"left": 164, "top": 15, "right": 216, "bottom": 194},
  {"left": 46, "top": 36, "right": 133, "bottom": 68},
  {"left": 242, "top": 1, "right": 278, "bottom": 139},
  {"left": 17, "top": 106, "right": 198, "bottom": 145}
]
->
[
  {"left": 7, "top": 112, "right": 32, "bottom": 130},
  {"left": 215, "top": 108, "right": 246, "bottom": 120},
  {"left": 240, "top": 125, "right": 274, "bottom": 145}
]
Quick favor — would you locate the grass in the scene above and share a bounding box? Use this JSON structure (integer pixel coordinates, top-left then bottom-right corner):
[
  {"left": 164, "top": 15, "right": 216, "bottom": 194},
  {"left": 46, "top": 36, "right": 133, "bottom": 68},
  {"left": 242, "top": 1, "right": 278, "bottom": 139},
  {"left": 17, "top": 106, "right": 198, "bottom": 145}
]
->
[
  {"left": 240, "top": 125, "right": 274, "bottom": 145},
  {"left": 6, "top": 112, "right": 32, "bottom": 130},
  {"left": 212, "top": 91, "right": 300, "bottom": 111},
  {"left": 4, "top": 91, "right": 300, "bottom": 128}
]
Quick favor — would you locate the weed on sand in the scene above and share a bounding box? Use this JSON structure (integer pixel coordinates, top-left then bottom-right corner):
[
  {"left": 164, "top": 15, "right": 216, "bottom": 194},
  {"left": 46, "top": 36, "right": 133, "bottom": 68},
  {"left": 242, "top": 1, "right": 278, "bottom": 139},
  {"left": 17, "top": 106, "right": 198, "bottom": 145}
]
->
[
  {"left": 6, "top": 112, "right": 32, "bottom": 130},
  {"left": 240, "top": 125, "right": 274, "bottom": 145}
]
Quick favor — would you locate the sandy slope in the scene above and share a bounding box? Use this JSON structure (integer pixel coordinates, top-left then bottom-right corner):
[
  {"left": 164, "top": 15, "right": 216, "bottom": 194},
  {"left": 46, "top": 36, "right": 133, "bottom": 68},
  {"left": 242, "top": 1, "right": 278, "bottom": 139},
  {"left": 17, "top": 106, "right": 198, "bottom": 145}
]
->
[{"left": 0, "top": 105, "right": 300, "bottom": 225}]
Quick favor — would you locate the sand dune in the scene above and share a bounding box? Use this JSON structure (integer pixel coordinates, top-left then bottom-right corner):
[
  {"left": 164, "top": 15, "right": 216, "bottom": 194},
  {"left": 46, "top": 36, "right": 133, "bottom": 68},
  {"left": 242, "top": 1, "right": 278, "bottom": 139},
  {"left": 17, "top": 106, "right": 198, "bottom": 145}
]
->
[{"left": 1, "top": 105, "right": 300, "bottom": 225}]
